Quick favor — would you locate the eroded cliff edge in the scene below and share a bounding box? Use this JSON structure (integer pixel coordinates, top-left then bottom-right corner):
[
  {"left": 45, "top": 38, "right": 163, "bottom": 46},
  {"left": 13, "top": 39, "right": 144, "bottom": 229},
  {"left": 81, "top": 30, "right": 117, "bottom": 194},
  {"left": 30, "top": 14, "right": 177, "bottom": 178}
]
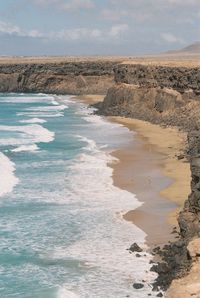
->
[
  {"left": 96, "top": 63, "right": 200, "bottom": 296},
  {"left": 0, "top": 60, "right": 120, "bottom": 94}
]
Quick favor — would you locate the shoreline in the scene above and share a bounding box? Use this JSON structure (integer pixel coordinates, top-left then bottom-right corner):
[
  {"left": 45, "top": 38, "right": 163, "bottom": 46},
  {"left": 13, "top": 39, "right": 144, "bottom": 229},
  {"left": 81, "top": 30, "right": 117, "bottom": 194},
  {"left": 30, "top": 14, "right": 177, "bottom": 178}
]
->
[
  {"left": 109, "top": 117, "right": 191, "bottom": 247},
  {"left": 74, "top": 95, "right": 191, "bottom": 248}
]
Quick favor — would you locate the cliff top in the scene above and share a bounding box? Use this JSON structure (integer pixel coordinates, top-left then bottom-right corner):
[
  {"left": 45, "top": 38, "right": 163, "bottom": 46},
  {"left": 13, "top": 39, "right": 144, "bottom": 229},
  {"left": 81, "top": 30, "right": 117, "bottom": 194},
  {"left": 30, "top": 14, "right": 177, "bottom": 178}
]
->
[
  {"left": 121, "top": 55, "right": 200, "bottom": 68},
  {"left": 0, "top": 56, "right": 125, "bottom": 65},
  {"left": 0, "top": 55, "right": 199, "bottom": 68}
]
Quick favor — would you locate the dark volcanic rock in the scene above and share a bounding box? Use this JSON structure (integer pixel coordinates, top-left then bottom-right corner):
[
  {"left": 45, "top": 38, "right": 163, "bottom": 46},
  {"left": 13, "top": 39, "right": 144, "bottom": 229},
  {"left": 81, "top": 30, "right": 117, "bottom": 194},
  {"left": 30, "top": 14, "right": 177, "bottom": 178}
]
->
[
  {"left": 129, "top": 243, "right": 143, "bottom": 252},
  {"left": 0, "top": 61, "right": 119, "bottom": 95},
  {"left": 133, "top": 283, "right": 144, "bottom": 289},
  {"left": 136, "top": 253, "right": 141, "bottom": 257},
  {"left": 150, "top": 240, "right": 192, "bottom": 291},
  {"left": 114, "top": 64, "right": 200, "bottom": 95},
  {"left": 178, "top": 131, "right": 200, "bottom": 239}
]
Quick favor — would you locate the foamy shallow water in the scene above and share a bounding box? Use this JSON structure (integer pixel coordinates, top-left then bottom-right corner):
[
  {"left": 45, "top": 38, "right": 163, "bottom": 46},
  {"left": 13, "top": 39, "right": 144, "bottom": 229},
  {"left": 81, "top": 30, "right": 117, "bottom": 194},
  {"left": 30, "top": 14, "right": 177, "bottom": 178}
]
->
[{"left": 0, "top": 93, "right": 159, "bottom": 297}]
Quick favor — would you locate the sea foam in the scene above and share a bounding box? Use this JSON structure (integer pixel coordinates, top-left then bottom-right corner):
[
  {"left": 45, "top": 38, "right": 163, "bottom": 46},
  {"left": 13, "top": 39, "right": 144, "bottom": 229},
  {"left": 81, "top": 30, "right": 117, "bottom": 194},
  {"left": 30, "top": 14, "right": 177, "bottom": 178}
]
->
[
  {"left": 0, "top": 152, "right": 19, "bottom": 197},
  {"left": 0, "top": 124, "right": 55, "bottom": 144},
  {"left": 20, "top": 118, "right": 47, "bottom": 124},
  {"left": 11, "top": 144, "right": 39, "bottom": 153},
  {"left": 57, "top": 287, "right": 80, "bottom": 298}
]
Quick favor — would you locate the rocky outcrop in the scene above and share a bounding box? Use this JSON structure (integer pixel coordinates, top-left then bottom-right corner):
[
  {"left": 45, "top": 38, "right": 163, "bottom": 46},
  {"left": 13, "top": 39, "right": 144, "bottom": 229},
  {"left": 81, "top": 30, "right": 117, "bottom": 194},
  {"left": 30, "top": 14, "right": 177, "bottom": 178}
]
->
[
  {"left": 99, "top": 66, "right": 200, "bottom": 241},
  {"left": 178, "top": 132, "right": 200, "bottom": 239},
  {"left": 166, "top": 238, "right": 200, "bottom": 298},
  {"left": 0, "top": 61, "right": 119, "bottom": 94},
  {"left": 114, "top": 64, "right": 200, "bottom": 95},
  {"left": 97, "top": 62, "right": 200, "bottom": 295},
  {"left": 98, "top": 83, "right": 200, "bottom": 131}
]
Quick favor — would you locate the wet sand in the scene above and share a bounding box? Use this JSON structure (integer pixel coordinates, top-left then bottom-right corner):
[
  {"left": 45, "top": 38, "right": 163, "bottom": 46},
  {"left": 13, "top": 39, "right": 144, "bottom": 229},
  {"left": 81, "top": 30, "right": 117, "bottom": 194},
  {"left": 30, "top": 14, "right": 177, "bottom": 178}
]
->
[
  {"left": 73, "top": 94, "right": 191, "bottom": 248},
  {"left": 110, "top": 117, "right": 191, "bottom": 247},
  {"left": 73, "top": 94, "right": 105, "bottom": 104}
]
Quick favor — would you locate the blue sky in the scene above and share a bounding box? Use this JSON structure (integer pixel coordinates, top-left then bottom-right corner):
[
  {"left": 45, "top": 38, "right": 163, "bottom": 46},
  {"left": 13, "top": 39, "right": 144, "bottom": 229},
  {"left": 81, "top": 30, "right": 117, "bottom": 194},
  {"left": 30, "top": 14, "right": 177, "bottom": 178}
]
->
[{"left": 0, "top": 0, "right": 199, "bottom": 56}]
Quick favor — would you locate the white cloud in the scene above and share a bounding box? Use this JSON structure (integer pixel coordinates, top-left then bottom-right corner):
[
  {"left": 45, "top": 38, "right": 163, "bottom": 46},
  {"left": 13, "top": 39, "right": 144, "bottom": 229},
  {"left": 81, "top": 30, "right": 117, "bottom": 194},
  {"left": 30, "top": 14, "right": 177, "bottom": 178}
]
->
[
  {"left": 50, "top": 24, "right": 129, "bottom": 40},
  {"left": 161, "top": 33, "right": 184, "bottom": 43},
  {"left": 0, "top": 20, "right": 128, "bottom": 42},
  {"left": 109, "top": 24, "right": 129, "bottom": 38},
  {"left": 0, "top": 21, "right": 42, "bottom": 38},
  {"left": 34, "top": 0, "right": 94, "bottom": 11}
]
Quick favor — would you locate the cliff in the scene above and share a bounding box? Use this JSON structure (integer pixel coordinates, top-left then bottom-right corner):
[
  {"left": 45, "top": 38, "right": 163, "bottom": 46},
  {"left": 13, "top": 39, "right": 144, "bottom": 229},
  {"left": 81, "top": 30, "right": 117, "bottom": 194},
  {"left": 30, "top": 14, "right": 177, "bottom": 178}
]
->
[
  {"left": 115, "top": 64, "right": 200, "bottom": 95},
  {"left": 0, "top": 61, "right": 120, "bottom": 95},
  {"left": 99, "top": 64, "right": 200, "bottom": 131},
  {"left": 98, "top": 62, "right": 200, "bottom": 296}
]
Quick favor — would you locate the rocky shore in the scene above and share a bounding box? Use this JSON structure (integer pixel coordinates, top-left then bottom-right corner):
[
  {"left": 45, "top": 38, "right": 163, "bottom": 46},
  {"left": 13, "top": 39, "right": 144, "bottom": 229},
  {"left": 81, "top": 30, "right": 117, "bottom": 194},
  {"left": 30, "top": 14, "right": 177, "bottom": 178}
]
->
[{"left": 96, "top": 62, "right": 200, "bottom": 297}]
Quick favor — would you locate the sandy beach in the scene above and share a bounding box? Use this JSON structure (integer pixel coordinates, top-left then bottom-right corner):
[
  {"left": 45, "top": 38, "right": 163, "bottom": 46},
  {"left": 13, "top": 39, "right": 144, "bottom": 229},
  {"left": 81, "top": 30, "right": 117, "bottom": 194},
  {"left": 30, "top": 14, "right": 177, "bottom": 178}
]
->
[
  {"left": 75, "top": 95, "right": 191, "bottom": 247},
  {"left": 110, "top": 117, "right": 191, "bottom": 247},
  {"left": 73, "top": 94, "right": 105, "bottom": 104}
]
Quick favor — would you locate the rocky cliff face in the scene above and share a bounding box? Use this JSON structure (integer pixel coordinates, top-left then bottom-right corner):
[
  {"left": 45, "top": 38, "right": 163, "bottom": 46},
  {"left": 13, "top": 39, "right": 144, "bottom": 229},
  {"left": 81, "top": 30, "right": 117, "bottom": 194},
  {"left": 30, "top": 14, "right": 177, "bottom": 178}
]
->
[
  {"left": 99, "top": 82, "right": 200, "bottom": 131},
  {"left": 99, "top": 64, "right": 200, "bottom": 239},
  {"left": 178, "top": 132, "right": 200, "bottom": 239},
  {"left": 98, "top": 63, "right": 200, "bottom": 294},
  {"left": 114, "top": 64, "right": 200, "bottom": 95},
  {"left": 98, "top": 64, "right": 200, "bottom": 131},
  {"left": 0, "top": 61, "right": 119, "bottom": 94}
]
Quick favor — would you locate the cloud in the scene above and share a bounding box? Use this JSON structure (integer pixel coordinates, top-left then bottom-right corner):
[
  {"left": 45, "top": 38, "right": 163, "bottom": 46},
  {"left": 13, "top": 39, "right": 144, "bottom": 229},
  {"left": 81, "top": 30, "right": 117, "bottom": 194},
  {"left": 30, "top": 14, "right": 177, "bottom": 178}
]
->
[
  {"left": 50, "top": 24, "right": 129, "bottom": 40},
  {"left": 0, "top": 21, "right": 42, "bottom": 38},
  {"left": 101, "top": 0, "right": 200, "bottom": 24},
  {"left": 109, "top": 24, "right": 129, "bottom": 38},
  {"left": 34, "top": 0, "right": 94, "bottom": 11},
  {"left": 161, "top": 33, "right": 184, "bottom": 43},
  {"left": 0, "top": 20, "right": 128, "bottom": 42}
]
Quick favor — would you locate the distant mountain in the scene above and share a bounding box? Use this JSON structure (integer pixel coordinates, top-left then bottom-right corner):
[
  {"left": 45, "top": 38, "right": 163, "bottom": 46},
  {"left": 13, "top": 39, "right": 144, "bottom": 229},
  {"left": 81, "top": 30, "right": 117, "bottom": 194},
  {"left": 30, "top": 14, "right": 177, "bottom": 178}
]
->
[
  {"left": 164, "top": 42, "right": 200, "bottom": 55},
  {"left": 179, "top": 42, "right": 200, "bottom": 53}
]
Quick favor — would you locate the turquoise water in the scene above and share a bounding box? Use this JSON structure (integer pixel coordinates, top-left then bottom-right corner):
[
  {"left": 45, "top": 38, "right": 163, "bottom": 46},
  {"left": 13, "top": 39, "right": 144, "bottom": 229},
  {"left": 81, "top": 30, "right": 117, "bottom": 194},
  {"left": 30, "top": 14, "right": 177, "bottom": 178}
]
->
[{"left": 0, "top": 94, "right": 157, "bottom": 298}]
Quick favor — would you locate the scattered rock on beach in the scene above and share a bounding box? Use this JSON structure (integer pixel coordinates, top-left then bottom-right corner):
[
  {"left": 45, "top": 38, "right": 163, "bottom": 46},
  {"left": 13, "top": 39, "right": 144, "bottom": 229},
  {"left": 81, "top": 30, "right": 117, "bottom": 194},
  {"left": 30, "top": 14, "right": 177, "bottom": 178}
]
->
[
  {"left": 136, "top": 253, "right": 141, "bottom": 257},
  {"left": 133, "top": 283, "right": 144, "bottom": 289},
  {"left": 129, "top": 243, "right": 143, "bottom": 252},
  {"left": 177, "top": 154, "right": 185, "bottom": 160}
]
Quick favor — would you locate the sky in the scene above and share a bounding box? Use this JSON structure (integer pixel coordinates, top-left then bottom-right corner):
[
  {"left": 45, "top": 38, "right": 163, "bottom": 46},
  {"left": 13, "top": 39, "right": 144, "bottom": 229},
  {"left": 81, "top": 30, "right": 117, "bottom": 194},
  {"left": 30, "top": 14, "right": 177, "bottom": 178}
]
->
[{"left": 0, "top": 0, "right": 199, "bottom": 56}]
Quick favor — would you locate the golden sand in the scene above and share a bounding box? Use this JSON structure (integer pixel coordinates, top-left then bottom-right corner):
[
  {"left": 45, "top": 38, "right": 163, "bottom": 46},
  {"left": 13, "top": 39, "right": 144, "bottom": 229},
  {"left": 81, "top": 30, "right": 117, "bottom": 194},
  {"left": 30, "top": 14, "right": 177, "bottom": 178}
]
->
[
  {"left": 74, "top": 95, "right": 191, "bottom": 247},
  {"left": 111, "top": 117, "right": 191, "bottom": 226}
]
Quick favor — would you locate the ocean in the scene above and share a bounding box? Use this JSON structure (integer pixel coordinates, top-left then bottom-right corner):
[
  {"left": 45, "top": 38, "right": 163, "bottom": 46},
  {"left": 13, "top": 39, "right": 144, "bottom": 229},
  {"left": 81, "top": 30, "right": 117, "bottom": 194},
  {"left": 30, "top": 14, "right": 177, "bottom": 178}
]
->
[{"left": 0, "top": 93, "right": 157, "bottom": 298}]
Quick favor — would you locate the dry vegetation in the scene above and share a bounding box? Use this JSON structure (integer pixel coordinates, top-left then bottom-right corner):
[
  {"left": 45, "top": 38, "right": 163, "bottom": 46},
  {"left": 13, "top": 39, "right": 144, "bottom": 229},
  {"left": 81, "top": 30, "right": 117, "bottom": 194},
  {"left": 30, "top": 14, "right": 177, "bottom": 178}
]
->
[{"left": 0, "top": 54, "right": 199, "bottom": 67}]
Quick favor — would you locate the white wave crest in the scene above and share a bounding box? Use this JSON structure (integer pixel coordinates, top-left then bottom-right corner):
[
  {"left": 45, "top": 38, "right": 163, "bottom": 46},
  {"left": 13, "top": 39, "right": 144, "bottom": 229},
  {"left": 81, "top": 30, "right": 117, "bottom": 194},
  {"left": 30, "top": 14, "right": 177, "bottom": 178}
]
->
[
  {"left": 0, "top": 95, "right": 56, "bottom": 103},
  {"left": 0, "top": 124, "right": 55, "bottom": 144},
  {"left": 20, "top": 118, "right": 47, "bottom": 124},
  {"left": 11, "top": 144, "right": 39, "bottom": 153},
  {"left": 17, "top": 112, "right": 64, "bottom": 118},
  {"left": 25, "top": 105, "right": 68, "bottom": 112},
  {"left": 57, "top": 287, "right": 80, "bottom": 298},
  {"left": 0, "top": 152, "right": 19, "bottom": 197}
]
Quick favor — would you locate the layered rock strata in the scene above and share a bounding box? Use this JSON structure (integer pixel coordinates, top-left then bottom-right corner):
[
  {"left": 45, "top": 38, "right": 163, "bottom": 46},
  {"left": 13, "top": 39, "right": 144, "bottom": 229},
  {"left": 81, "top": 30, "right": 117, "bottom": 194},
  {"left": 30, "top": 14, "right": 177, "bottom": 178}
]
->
[{"left": 0, "top": 61, "right": 119, "bottom": 94}]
